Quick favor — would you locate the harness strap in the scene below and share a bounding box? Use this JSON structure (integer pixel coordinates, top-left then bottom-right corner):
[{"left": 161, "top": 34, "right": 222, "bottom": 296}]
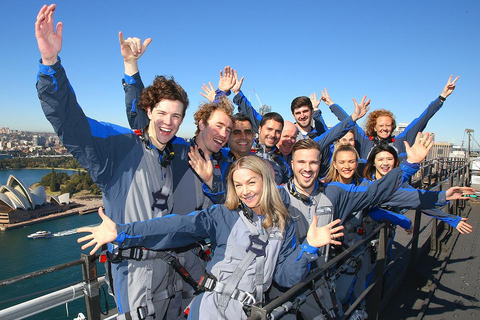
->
[{"left": 217, "top": 209, "right": 269, "bottom": 313}]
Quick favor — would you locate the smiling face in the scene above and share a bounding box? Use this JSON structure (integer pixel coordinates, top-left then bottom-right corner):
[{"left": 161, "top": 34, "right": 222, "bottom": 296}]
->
[
  {"left": 258, "top": 119, "right": 283, "bottom": 150},
  {"left": 147, "top": 99, "right": 184, "bottom": 150},
  {"left": 374, "top": 150, "right": 396, "bottom": 179},
  {"left": 293, "top": 106, "right": 313, "bottom": 130},
  {"left": 375, "top": 116, "right": 394, "bottom": 139},
  {"left": 291, "top": 148, "right": 320, "bottom": 195},
  {"left": 197, "top": 109, "right": 233, "bottom": 155},
  {"left": 229, "top": 120, "right": 254, "bottom": 158},
  {"left": 233, "top": 168, "right": 263, "bottom": 215},
  {"left": 333, "top": 150, "right": 358, "bottom": 184},
  {"left": 277, "top": 121, "right": 298, "bottom": 155}
]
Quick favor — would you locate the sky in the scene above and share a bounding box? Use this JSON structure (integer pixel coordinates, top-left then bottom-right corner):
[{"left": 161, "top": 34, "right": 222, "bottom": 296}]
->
[{"left": 1, "top": 0, "right": 479, "bottom": 148}]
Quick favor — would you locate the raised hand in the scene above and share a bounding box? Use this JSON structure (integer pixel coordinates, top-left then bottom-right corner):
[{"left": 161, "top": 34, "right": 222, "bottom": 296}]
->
[
  {"left": 35, "top": 4, "right": 62, "bottom": 65},
  {"left": 188, "top": 145, "right": 213, "bottom": 188},
  {"left": 218, "top": 66, "right": 236, "bottom": 92},
  {"left": 320, "top": 88, "right": 335, "bottom": 106},
  {"left": 310, "top": 93, "right": 321, "bottom": 111},
  {"left": 77, "top": 207, "right": 118, "bottom": 256},
  {"left": 351, "top": 95, "right": 371, "bottom": 121},
  {"left": 405, "top": 132, "right": 434, "bottom": 164},
  {"left": 119, "top": 32, "right": 152, "bottom": 75},
  {"left": 119, "top": 32, "right": 152, "bottom": 63},
  {"left": 440, "top": 75, "right": 460, "bottom": 99},
  {"left": 445, "top": 186, "right": 476, "bottom": 200},
  {"left": 307, "top": 217, "right": 344, "bottom": 247},
  {"left": 457, "top": 218, "right": 473, "bottom": 234},
  {"left": 232, "top": 70, "right": 245, "bottom": 95},
  {"left": 200, "top": 82, "right": 216, "bottom": 103}
]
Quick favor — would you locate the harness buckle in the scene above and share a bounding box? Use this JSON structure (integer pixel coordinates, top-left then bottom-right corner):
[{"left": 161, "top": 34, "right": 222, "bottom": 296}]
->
[
  {"left": 239, "top": 290, "right": 256, "bottom": 306},
  {"left": 247, "top": 234, "right": 268, "bottom": 257},
  {"left": 198, "top": 272, "right": 217, "bottom": 292}
]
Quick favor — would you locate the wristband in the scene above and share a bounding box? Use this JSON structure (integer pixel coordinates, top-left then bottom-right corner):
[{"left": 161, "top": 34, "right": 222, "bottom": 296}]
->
[{"left": 439, "top": 95, "right": 446, "bottom": 102}]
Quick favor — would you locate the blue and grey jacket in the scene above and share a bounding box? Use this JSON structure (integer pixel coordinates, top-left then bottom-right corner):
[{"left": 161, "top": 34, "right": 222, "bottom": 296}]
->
[
  {"left": 37, "top": 59, "right": 176, "bottom": 317},
  {"left": 329, "top": 98, "right": 445, "bottom": 161},
  {"left": 114, "top": 204, "right": 319, "bottom": 319},
  {"left": 123, "top": 72, "right": 228, "bottom": 211}
]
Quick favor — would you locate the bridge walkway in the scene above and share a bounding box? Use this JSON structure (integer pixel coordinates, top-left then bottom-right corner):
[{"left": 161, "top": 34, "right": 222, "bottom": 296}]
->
[{"left": 381, "top": 201, "right": 480, "bottom": 319}]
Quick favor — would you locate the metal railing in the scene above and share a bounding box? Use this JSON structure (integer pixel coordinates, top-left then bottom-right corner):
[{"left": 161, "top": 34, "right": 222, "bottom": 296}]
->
[
  {"left": 0, "top": 254, "right": 112, "bottom": 320},
  {"left": 0, "top": 157, "right": 471, "bottom": 320},
  {"left": 249, "top": 158, "right": 471, "bottom": 320}
]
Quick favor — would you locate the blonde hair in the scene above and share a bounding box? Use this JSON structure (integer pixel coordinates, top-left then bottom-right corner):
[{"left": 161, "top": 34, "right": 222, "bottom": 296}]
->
[
  {"left": 323, "top": 145, "right": 361, "bottom": 183},
  {"left": 224, "top": 155, "right": 290, "bottom": 231}
]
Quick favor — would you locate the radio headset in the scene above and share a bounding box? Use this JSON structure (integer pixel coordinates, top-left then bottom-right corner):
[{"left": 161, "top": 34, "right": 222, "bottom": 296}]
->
[
  {"left": 139, "top": 127, "right": 175, "bottom": 168},
  {"left": 287, "top": 179, "right": 312, "bottom": 205}
]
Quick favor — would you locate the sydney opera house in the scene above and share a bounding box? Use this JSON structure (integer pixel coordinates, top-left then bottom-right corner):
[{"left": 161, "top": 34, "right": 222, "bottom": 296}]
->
[{"left": 0, "top": 175, "right": 71, "bottom": 225}]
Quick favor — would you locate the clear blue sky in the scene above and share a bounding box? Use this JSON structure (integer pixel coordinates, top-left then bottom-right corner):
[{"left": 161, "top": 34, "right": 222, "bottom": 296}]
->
[{"left": 1, "top": 0, "right": 479, "bottom": 147}]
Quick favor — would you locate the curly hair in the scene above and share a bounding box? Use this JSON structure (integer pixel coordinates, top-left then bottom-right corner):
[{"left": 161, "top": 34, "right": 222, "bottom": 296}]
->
[
  {"left": 364, "top": 109, "right": 396, "bottom": 138},
  {"left": 139, "top": 75, "right": 189, "bottom": 117},
  {"left": 193, "top": 96, "right": 234, "bottom": 136},
  {"left": 224, "top": 155, "right": 290, "bottom": 232}
]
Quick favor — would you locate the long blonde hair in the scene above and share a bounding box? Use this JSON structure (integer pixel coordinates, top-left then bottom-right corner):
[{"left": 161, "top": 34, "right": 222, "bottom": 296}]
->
[
  {"left": 324, "top": 145, "right": 361, "bottom": 183},
  {"left": 224, "top": 155, "right": 290, "bottom": 231}
]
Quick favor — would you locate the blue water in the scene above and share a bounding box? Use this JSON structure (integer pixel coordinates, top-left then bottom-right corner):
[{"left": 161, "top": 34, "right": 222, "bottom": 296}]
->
[
  {"left": 0, "top": 168, "right": 78, "bottom": 188},
  {"left": 0, "top": 169, "right": 114, "bottom": 319}
]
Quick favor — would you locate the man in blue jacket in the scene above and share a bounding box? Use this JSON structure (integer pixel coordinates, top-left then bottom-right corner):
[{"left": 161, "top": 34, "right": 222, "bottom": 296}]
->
[{"left": 35, "top": 5, "right": 192, "bottom": 319}]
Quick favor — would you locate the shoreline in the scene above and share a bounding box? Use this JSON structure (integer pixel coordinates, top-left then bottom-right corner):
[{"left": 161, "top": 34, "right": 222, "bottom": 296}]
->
[{"left": 0, "top": 198, "right": 103, "bottom": 231}]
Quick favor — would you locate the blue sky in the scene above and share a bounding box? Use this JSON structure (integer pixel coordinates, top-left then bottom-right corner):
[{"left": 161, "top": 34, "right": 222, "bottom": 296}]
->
[{"left": 1, "top": 0, "right": 479, "bottom": 147}]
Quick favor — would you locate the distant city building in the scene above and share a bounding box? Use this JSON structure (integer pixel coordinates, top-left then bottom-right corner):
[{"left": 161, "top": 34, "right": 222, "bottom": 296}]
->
[
  {"left": 33, "top": 135, "right": 46, "bottom": 147},
  {"left": 393, "top": 123, "right": 408, "bottom": 137},
  {"left": 428, "top": 141, "right": 452, "bottom": 160}
]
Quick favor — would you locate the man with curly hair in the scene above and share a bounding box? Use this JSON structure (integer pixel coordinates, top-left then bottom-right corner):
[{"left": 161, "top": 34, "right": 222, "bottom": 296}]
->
[
  {"left": 34, "top": 5, "right": 198, "bottom": 319},
  {"left": 120, "top": 34, "right": 236, "bottom": 318}
]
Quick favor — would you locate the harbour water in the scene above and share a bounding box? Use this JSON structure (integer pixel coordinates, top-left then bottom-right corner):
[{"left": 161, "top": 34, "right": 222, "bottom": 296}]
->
[
  {"left": 0, "top": 168, "right": 78, "bottom": 188},
  {"left": 0, "top": 169, "right": 111, "bottom": 319}
]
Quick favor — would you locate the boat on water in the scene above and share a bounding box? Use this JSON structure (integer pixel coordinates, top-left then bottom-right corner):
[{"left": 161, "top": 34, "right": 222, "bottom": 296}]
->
[{"left": 27, "top": 230, "right": 53, "bottom": 239}]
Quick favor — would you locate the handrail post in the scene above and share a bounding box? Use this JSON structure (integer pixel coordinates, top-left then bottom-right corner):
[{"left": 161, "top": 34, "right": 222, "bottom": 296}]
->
[
  {"left": 367, "top": 223, "right": 388, "bottom": 319},
  {"left": 409, "top": 209, "right": 422, "bottom": 271},
  {"left": 81, "top": 254, "right": 101, "bottom": 320}
]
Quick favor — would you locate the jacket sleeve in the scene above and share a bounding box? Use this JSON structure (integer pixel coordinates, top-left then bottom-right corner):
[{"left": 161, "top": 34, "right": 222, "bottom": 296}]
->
[
  {"left": 381, "top": 183, "right": 448, "bottom": 209},
  {"left": 115, "top": 205, "right": 221, "bottom": 250},
  {"left": 368, "top": 207, "right": 412, "bottom": 230},
  {"left": 233, "top": 90, "right": 262, "bottom": 133},
  {"left": 325, "top": 162, "right": 418, "bottom": 220},
  {"left": 123, "top": 72, "right": 149, "bottom": 130},
  {"left": 273, "top": 220, "right": 319, "bottom": 287},
  {"left": 37, "top": 60, "right": 136, "bottom": 190},
  {"left": 421, "top": 208, "right": 461, "bottom": 228},
  {"left": 313, "top": 109, "right": 328, "bottom": 135},
  {"left": 313, "top": 115, "right": 355, "bottom": 151},
  {"left": 393, "top": 98, "right": 444, "bottom": 157}
]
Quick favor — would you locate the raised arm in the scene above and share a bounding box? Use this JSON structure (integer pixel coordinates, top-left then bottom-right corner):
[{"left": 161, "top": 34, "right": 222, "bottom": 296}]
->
[
  {"left": 394, "top": 75, "right": 460, "bottom": 157},
  {"left": 314, "top": 95, "right": 370, "bottom": 150},
  {"left": 36, "top": 5, "right": 137, "bottom": 189},
  {"left": 310, "top": 93, "right": 328, "bottom": 135},
  {"left": 120, "top": 33, "right": 150, "bottom": 130},
  {"left": 232, "top": 77, "right": 262, "bottom": 133}
]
